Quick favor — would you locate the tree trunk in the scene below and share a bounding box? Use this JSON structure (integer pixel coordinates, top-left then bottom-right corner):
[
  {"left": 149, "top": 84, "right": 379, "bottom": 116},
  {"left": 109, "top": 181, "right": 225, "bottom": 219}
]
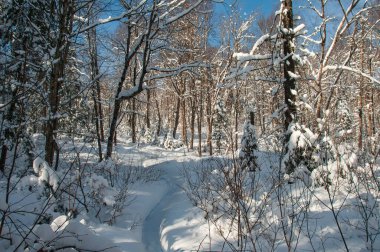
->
[
  {"left": 173, "top": 97, "right": 180, "bottom": 138},
  {"left": 45, "top": 0, "right": 74, "bottom": 167},
  {"left": 88, "top": 24, "right": 103, "bottom": 161},
  {"left": 132, "top": 98, "right": 137, "bottom": 143},
  {"left": 146, "top": 88, "right": 151, "bottom": 129},
  {"left": 234, "top": 89, "right": 239, "bottom": 152},
  {"left": 206, "top": 86, "right": 213, "bottom": 156},
  {"left": 358, "top": 22, "right": 365, "bottom": 151},
  {"left": 92, "top": 89, "right": 103, "bottom": 162},
  {"left": 156, "top": 98, "right": 161, "bottom": 136},
  {"left": 197, "top": 87, "right": 203, "bottom": 156},
  {"left": 181, "top": 98, "right": 188, "bottom": 148},
  {"left": 250, "top": 111, "right": 255, "bottom": 126},
  {"left": 282, "top": 0, "right": 296, "bottom": 130},
  {"left": 190, "top": 98, "right": 196, "bottom": 150}
]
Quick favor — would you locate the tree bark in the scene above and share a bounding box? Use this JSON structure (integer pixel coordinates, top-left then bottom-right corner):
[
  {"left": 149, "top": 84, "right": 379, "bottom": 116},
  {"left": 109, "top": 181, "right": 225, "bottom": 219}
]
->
[
  {"left": 173, "top": 96, "right": 180, "bottom": 138},
  {"left": 146, "top": 88, "right": 151, "bottom": 129},
  {"left": 131, "top": 98, "right": 137, "bottom": 143},
  {"left": 88, "top": 22, "right": 103, "bottom": 161},
  {"left": 156, "top": 98, "right": 161, "bottom": 136},
  {"left": 197, "top": 86, "right": 203, "bottom": 156},
  {"left": 282, "top": 0, "right": 296, "bottom": 130},
  {"left": 206, "top": 85, "right": 213, "bottom": 156},
  {"left": 105, "top": 8, "right": 154, "bottom": 159},
  {"left": 45, "top": 0, "right": 74, "bottom": 167}
]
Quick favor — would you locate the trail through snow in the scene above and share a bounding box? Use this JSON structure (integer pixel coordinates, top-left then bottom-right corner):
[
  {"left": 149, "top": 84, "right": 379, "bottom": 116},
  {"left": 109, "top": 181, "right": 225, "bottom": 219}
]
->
[
  {"left": 141, "top": 156, "right": 197, "bottom": 252},
  {"left": 142, "top": 178, "right": 179, "bottom": 252},
  {"left": 91, "top": 145, "right": 209, "bottom": 252}
]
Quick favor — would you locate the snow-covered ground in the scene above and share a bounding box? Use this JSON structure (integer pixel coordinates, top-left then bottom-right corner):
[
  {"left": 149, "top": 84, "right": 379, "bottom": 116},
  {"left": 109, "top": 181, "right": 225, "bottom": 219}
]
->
[
  {"left": 1, "top": 138, "right": 379, "bottom": 252},
  {"left": 92, "top": 144, "right": 380, "bottom": 252},
  {"left": 91, "top": 145, "right": 215, "bottom": 252}
]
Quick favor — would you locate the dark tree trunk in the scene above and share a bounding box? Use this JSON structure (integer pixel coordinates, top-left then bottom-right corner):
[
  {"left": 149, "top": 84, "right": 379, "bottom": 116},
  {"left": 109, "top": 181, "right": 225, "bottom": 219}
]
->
[
  {"left": 0, "top": 87, "right": 18, "bottom": 173},
  {"left": 146, "top": 88, "right": 151, "bottom": 129},
  {"left": 45, "top": 0, "right": 74, "bottom": 167},
  {"left": 105, "top": 9, "right": 153, "bottom": 159},
  {"left": 156, "top": 98, "right": 161, "bottom": 136},
  {"left": 92, "top": 89, "right": 103, "bottom": 162},
  {"left": 181, "top": 79, "right": 188, "bottom": 148},
  {"left": 88, "top": 23, "right": 103, "bottom": 161},
  {"left": 250, "top": 111, "right": 255, "bottom": 126},
  {"left": 282, "top": 0, "right": 296, "bottom": 130},
  {"left": 181, "top": 98, "right": 188, "bottom": 148},
  {"left": 173, "top": 97, "right": 180, "bottom": 138},
  {"left": 197, "top": 87, "right": 203, "bottom": 156},
  {"left": 131, "top": 98, "right": 137, "bottom": 143},
  {"left": 88, "top": 22, "right": 104, "bottom": 141},
  {"left": 206, "top": 86, "right": 213, "bottom": 156},
  {"left": 190, "top": 99, "right": 196, "bottom": 150},
  {"left": 234, "top": 89, "right": 239, "bottom": 151},
  {"left": 106, "top": 98, "right": 122, "bottom": 159}
]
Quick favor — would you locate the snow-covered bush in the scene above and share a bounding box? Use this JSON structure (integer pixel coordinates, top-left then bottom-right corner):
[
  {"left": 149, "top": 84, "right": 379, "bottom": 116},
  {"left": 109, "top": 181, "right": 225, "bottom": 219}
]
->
[
  {"left": 33, "top": 157, "right": 60, "bottom": 191},
  {"left": 164, "top": 133, "right": 183, "bottom": 150},
  {"left": 94, "top": 158, "right": 116, "bottom": 186},
  {"left": 22, "top": 215, "right": 121, "bottom": 252},
  {"left": 183, "top": 157, "right": 278, "bottom": 250},
  {"left": 143, "top": 127, "right": 155, "bottom": 144}
]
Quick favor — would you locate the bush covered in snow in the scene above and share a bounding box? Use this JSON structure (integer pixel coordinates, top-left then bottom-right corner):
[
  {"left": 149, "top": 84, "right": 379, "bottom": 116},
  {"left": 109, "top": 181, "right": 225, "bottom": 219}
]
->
[{"left": 164, "top": 133, "right": 183, "bottom": 150}]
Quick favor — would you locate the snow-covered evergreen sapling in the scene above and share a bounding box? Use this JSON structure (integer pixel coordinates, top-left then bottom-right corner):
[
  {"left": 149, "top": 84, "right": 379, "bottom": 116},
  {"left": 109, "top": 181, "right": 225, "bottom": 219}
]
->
[
  {"left": 212, "top": 98, "right": 228, "bottom": 154},
  {"left": 239, "top": 118, "right": 258, "bottom": 171},
  {"left": 143, "top": 127, "right": 154, "bottom": 144},
  {"left": 282, "top": 122, "right": 317, "bottom": 184},
  {"left": 335, "top": 99, "right": 354, "bottom": 139}
]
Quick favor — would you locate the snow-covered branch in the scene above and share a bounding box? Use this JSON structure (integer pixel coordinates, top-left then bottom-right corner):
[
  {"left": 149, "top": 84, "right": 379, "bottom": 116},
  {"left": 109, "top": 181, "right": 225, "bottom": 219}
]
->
[
  {"left": 117, "top": 83, "right": 148, "bottom": 100},
  {"left": 323, "top": 65, "right": 380, "bottom": 87}
]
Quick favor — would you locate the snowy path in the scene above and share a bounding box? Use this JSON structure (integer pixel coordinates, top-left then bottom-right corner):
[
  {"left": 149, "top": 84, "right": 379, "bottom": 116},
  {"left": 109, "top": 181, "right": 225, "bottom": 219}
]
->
[
  {"left": 141, "top": 158, "right": 186, "bottom": 252},
  {"left": 142, "top": 179, "right": 179, "bottom": 251},
  {"left": 140, "top": 151, "right": 208, "bottom": 252},
  {"left": 92, "top": 146, "right": 209, "bottom": 252}
]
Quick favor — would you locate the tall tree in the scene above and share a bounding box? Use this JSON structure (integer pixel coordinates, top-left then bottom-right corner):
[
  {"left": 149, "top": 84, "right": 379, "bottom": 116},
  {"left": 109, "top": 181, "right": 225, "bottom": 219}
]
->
[{"left": 282, "top": 0, "right": 297, "bottom": 130}]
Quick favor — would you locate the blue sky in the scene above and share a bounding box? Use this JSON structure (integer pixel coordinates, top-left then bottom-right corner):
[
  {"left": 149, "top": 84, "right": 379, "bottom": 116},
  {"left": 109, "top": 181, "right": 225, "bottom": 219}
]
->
[
  {"left": 210, "top": 0, "right": 279, "bottom": 45},
  {"left": 216, "top": 0, "right": 279, "bottom": 17}
]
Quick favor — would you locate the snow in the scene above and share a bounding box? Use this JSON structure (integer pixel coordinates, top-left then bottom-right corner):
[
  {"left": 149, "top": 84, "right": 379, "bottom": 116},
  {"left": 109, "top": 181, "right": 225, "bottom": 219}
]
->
[
  {"left": 293, "top": 23, "right": 305, "bottom": 34},
  {"left": 323, "top": 65, "right": 380, "bottom": 86},
  {"left": 99, "top": 16, "right": 112, "bottom": 23},
  {"left": 233, "top": 52, "right": 272, "bottom": 62},
  {"left": 117, "top": 83, "right": 147, "bottom": 99},
  {"left": 288, "top": 71, "right": 300, "bottom": 80},
  {"left": 1, "top": 138, "right": 379, "bottom": 252},
  {"left": 0, "top": 195, "right": 7, "bottom": 211},
  {"left": 33, "top": 157, "right": 60, "bottom": 190}
]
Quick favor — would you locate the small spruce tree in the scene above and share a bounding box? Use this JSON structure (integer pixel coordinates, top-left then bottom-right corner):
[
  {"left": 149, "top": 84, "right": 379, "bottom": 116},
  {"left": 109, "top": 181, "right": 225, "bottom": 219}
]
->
[
  {"left": 239, "top": 112, "right": 258, "bottom": 171},
  {"left": 212, "top": 98, "right": 228, "bottom": 155}
]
